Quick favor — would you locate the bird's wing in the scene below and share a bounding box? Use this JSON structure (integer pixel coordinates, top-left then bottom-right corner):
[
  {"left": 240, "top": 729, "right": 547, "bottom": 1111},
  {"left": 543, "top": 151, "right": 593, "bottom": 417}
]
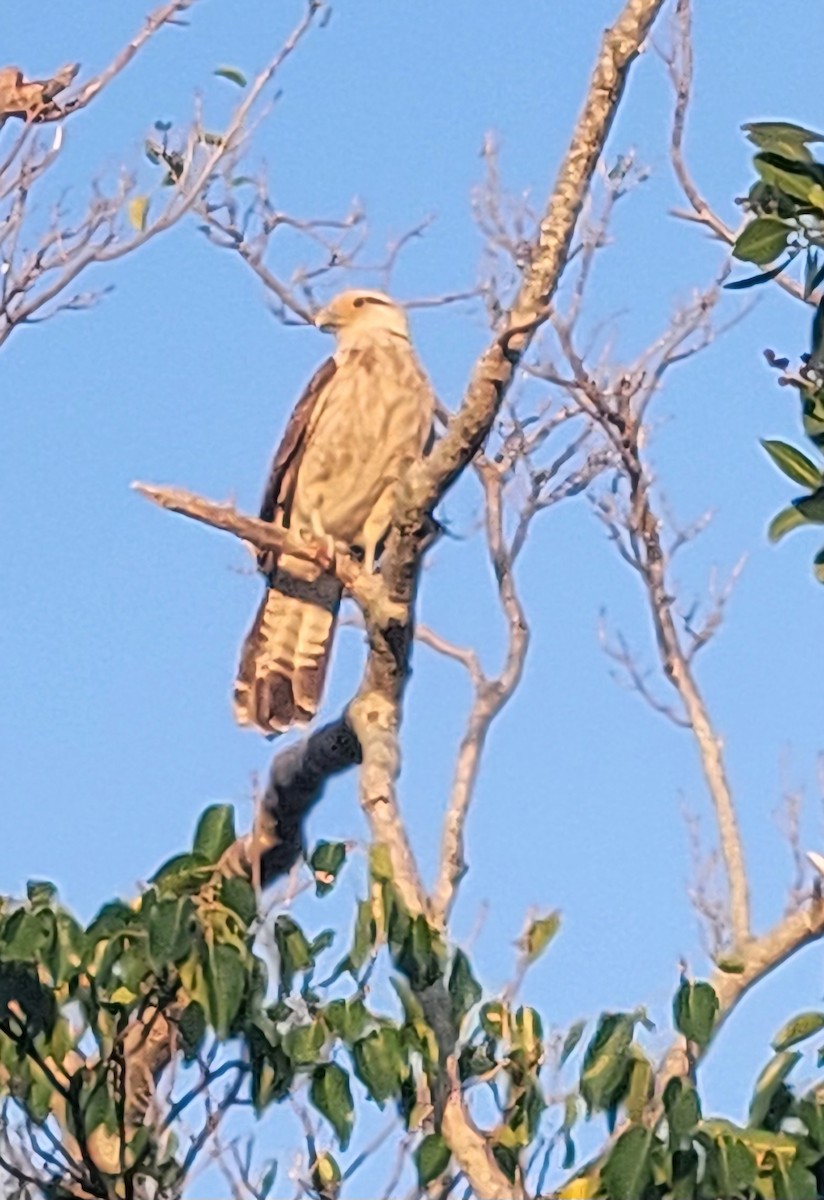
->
[{"left": 259, "top": 356, "right": 337, "bottom": 525}]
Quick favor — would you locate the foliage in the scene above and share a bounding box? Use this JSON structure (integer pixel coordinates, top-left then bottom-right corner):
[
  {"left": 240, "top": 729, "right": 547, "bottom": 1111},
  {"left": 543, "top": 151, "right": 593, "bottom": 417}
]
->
[
  {"left": 3, "top": 805, "right": 824, "bottom": 1197},
  {"left": 729, "top": 121, "right": 824, "bottom": 580}
]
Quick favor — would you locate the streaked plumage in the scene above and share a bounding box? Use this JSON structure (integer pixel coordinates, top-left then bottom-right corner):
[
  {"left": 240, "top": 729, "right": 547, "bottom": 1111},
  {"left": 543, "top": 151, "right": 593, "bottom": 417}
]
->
[{"left": 234, "top": 289, "right": 434, "bottom": 735}]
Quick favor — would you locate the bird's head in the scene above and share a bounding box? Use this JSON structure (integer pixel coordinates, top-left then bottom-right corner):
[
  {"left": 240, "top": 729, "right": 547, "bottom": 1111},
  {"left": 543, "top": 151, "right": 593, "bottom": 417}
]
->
[{"left": 314, "top": 289, "right": 409, "bottom": 342}]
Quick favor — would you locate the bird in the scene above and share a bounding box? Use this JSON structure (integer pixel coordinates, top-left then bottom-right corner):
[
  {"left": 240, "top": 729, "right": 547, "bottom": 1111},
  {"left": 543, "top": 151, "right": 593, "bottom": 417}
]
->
[{"left": 233, "top": 289, "right": 435, "bottom": 736}]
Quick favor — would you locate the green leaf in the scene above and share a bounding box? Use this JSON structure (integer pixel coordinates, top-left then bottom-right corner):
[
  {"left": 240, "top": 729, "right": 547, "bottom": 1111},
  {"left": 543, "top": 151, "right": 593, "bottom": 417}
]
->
[
  {"left": 725, "top": 255, "right": 798, "bottom": 290},
  {"left": 511, "top": 1006, "right": 543, "bottom": 1071},
  {"left": 523, "top": 910, "right": 561, "bottom": 962},
  {"left": 128, "top": 195, "right": 150, "bottom": 233},
  {"left": 147, "top": 897, "right": 194, "bottom": 971},
  {"left": 312, "top": 1151, "right": 341, "bottom": 1196},
  {"left": 220, "top": 877, "right": 257, "bottom": 928},
  {"left": 754, "top": 152, "right": 824, "bottom": 210},
  {"left": 0, "top": 962, "right": 56, "bottom": 1037},
  {"left": 324, "top": 998, "right": 370, "bottom": 1045},
  {"left": 626, "top": 1050, "right": 653, "bottom": 1122},
  {"left": 346, "top": 900, "right": 376, "bottom": 973},
  {"left": 310, "top": 841, "right": 347, "bottom": 896},
  {"left": 82, "top": 1077, "right": 117, "bottom": 1137},
  {"left": 258, "top": 1162, "right": 278, "bottom": 1200},
  {"left": 394, "top": 915, "right": 444, "bottom": 990},
  {"left": 768, "top": 505, "right": 810, "bottom": 543},
  {"left": 601, "top": 1126, "right": 654, "bottom": 1200},
  {"left": 672, "top": 980, "right": 718, "bottom": 1049},
  {"left": 205, "top": 942, "right": 246, "bottom": 1038},
  {"left": 580, "top": 1013, "right": 634, "bottom": 1113},
  {"left": 772, "top": 1011, "right": 824, "bottom": 1051},
  {"left": 770, "top": 1156, "right": 818, "bottom": 1200},
  {"left": 26, "top": 881, "right": 57, "bottom": 909},
  {"left": 479, "top": 1001, "right": 507, "bottom": 1039},
  {"left": 701, "top": 1132, "right": 756, "bottom": 1196},
  {"left": 795, "top": 488, "right": 824, "bottom": 523},
  {"left": 192, "top": 804, "right": 235, "bottom": 864},
  {"left": 663, "top": 1077, "right": 701, "bottom": 1139},
  {"left": 762, "top": 439, "right": 823, "bottom": 487},
  {"left": 150, "top": 851, "right": 211, "bottom": 890},
  {"left": 672, "top": 1147, "right": 699, "bottom": 1200},
  {"left": 749, "top": 1050, "right": 801, "bottom": 1127},
  {"left": 249, "top": 1026, "right": 293, "bottom": 1111},
  {"left": 214, "top": 66, "right": 247, "bottom": 87},
  {"left": 310, "top": 1063, "right": 354, "bottom": 1149},
  {"left": 2, "top": 910, "right": 56, "bottom": 964},
  {"left": 352, "top": 1027, "right": 405, "bottom": 1105},
  {"left": 274, "top": 916, "right": 313, "bottom": 992},
  {"left": 416, "top": 1133, "right": 451, "bottom": 1186},
  {"left": 448, "top": 949, "right": 482, "bottom": 1027},
  {"left": 814, "top": 547, "right": 824, "bottom": 583},
  {"left": 732, "top": 217, "right": 793, "bottom": 265},
  {"left": 178, "top": 1000, "right": 206, "bottom": 1061},
  {"left": 743, "top": 121, "right": 824, "bottom": 161},
  {"left": 284, "top": 1019, "right": 326, "bottom": 1065},
  {"left": 561, "top": 1019, "right": 586, "bottom": 1066}
]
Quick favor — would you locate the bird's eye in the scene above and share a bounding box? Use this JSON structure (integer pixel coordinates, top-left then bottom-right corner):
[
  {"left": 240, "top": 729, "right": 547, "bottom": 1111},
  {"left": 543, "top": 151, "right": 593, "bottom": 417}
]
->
[{"left": 353, "top": 297, "right": 366, "bottom": 308}]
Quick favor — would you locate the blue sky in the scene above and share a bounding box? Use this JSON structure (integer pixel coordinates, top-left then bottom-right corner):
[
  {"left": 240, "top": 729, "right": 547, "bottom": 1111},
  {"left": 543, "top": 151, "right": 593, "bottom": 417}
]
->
[{"left": 3, "top": 0, "right": 824, "bottom": 1193}]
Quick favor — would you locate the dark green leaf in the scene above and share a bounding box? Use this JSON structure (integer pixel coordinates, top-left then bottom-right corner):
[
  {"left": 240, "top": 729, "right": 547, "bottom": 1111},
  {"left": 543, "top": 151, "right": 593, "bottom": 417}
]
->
[
  {"left": 749, "top": 1050, "right": 801, "bottom": 1127},
  {"left": 768, "top": 505, "right": 810, "bottom": 543},
  {"left": 416, "top": 1133, "right": 451, "bottom": 1186},
  {"left": 673, "top": 980, "right": 718, "bottom": 1049},
  {"left": 346, "top": 901, "right": 376, "bottom": 973},
  {"left": 310, "top": 1063, "right": 354, "bottom": 1149},
  {"left": 274, "top": 916, "right": 313, "bottom": 992},
  {"left": 214, "top": 66, "right": 247, "bottom": 87},
  {"left": 394, "top": 915, "right": 444, "bottom": 990},
  {"left": 580, "top": 1012, "right": 635, "bottom": 1113},
  {"left": 192, "top": 804, "right": 236, "bottom": 864},
  {"left": 220, "top": 877, "right": 257, "bottom": 928},
  {"left": 762, "top": 439, "right": 823, "bottom": 487},
  {"left": 148, "top": 897, "right": 194, "bottom": 971},
  {"left": 0, "top": 962, "right": 56, "bottom": 1037},
  {"left": 25, "top": 881, "right": 56, "bottom": 909},
  {"left": 768, "top": 1151, "right": 818, "bottom": 1200},
  {"left": 601, "top": 1126, "right": 654, "bottom": 1200},
  {"left": 814, "top": 547, "right": 824, "bottom": 583},
  {"left": 773, "top": 1011, "right": 824, "bottom": 1051},
  {"left": 258, "top": 1162, "right": 278, "bottom": 1200},
  {"left": 663, "top": 1077, "right": 701, "bottom": 1139},
  {"left": 795, "top": 488, "right": 824, "bottom": 522},
  {"left": 310, "top": 841, "right": 347, "bottom": 896},
  {"left": 672, "top": 1147, "right": 699, "bottom": 1200},
  {"left": 205, "top": 942, "right": 246, "bottom": 1038},
  {"left": 732, "top": 217, "right": 793, "bottom": 266},
  {"left": 178, "top": 1000, "right": 206, "bottom": 1061},
  {"left": 754, "top": 152, "right": 824, "bottom": 209},
  {"left": 479, "top": 1001, "right": 507, "bottom": 1040},
  {"left": 560, "top": 1020, "right": 586, "bottom": 1066},
  {"left": 352, "top": 1027, "right": 404, "bottom": 1105},
  {"left": 725, "top": 255, "right": 798, "bottom": 289},
  {"left": 448, "top": 949, "right": 482, "bottom": 1027}
]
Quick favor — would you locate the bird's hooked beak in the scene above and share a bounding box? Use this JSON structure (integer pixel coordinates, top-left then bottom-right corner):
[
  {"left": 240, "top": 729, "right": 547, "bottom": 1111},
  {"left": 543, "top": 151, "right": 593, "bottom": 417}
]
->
[{"left": 313, "top": 305, "right": 337, "bottom": 333}]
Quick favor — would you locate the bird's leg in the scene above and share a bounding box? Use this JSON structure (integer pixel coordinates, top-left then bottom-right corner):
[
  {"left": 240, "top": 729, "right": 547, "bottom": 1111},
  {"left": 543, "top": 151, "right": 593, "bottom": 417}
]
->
[
  {"left": 308, "top": 508, "right": 336, "bottom": 570},
  {"left": 357, "top": 486, "right": 396, "bottom": 575}
]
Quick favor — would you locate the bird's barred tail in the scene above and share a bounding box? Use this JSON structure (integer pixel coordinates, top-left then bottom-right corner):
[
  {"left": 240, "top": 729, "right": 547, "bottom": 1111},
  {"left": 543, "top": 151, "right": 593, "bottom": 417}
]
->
[{"left": 233, "top": 558, "right": 342, "bottom": 735}]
